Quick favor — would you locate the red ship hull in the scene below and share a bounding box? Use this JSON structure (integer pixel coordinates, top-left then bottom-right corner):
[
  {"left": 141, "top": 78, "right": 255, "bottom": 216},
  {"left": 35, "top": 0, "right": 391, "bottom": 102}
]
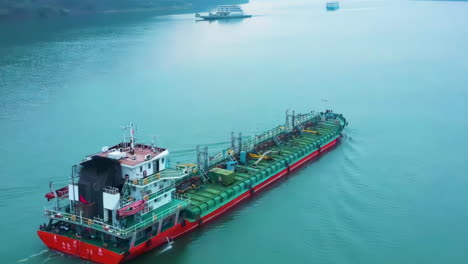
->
[{"left": 38, "top": 137, "right": 341, "bottom": 264}]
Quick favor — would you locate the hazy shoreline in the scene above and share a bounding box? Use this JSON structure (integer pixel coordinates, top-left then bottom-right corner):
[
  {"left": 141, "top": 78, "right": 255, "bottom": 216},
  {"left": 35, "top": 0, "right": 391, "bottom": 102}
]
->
[
  {"left": 0, "top": 4, "right": 194, "bottom": 21},
  {"left": 0, "top": 0, "right": 247, "bottom": 21}
]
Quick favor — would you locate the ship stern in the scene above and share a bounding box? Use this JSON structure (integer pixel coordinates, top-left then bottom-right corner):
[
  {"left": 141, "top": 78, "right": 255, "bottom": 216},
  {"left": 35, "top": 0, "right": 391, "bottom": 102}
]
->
[{"left": 37, "top": 230, "right": 126, "bottom": 264}]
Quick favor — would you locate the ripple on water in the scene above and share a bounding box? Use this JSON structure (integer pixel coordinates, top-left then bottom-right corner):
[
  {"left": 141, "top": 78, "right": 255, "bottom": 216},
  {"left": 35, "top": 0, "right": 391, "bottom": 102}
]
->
[
  {"left": 0, "top": 186, "right": 38, "bottom": 207},
  {"left": 317, "top": 129, "right": 390, "bottom": 261}
]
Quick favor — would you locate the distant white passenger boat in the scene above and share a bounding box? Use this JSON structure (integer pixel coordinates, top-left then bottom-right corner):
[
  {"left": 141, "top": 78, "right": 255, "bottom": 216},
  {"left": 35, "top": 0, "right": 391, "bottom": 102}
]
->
[
  {"left": 326, "top": 1, "right": 340, "bottom": 11},
  {"left": 195, "top": 5, "right": 252, "bottom": 20}
]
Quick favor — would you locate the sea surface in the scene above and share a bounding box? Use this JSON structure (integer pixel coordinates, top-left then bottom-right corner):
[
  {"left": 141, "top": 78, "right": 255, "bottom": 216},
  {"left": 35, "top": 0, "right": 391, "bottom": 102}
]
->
[{"left": 1, "top": 0, "right": 468, "bottom": 263}]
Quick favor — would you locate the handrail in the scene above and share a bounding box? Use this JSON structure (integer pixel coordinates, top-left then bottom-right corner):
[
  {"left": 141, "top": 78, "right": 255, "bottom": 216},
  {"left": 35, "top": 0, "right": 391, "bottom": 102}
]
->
[
  {"left": 119, "top": 197, "right": 190, "bottom": 237},
  {"left": 129, "top": 170, "right": 188, "bottom": 187},
  {"left": 204, "top": 111, "right": 320, "bottom": 169},
  {"left": 183, "top": 112, "right": 341, "bottom": 179},
  {"left": 44, "top": 209, "right": 125, "bottom": 237},
  {"left": 239, "top": 111, "right": 319, "bottom": 153},
  {"left": 44, "top": 195, "right": 191, "bottom": 239}
]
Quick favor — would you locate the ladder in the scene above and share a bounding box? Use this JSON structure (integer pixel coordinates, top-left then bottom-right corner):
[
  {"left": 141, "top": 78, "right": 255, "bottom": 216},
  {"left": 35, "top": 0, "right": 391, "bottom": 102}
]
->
[
  {"left": 296, "top": 123, "right": 304, "bottom": 135},
  {"left": 198, "top": 167, "right": 209, "bottom": 183},
  {"left": 228, "top": 152, "right": 238, "bottom": 163},
  {"left": 119, "top": 181, "right": 133, "bottom": 207},
  {"left": 273, "top": 136, "right": 281, "bottom": 146},
  {"left": 121, "top": 181, "right": 130, "bottom": 196}
]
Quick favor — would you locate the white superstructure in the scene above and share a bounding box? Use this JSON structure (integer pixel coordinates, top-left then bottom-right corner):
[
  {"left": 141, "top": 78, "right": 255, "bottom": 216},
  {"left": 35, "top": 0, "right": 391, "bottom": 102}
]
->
[
  {"left": 195, "top": 5, "right": 251, "bottom": 20},
  {"left": 44, "top": 123, "right": 191, "bottom": 239},
  {"left": 216, "top": 5, "right": 244, "bottom": 15}
]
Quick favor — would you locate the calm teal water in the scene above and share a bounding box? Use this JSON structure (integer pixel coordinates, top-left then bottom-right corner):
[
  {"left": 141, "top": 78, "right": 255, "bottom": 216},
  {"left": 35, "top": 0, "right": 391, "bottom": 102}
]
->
[{"left": 1, "top": 0, "right": 468, "bottom": 263}]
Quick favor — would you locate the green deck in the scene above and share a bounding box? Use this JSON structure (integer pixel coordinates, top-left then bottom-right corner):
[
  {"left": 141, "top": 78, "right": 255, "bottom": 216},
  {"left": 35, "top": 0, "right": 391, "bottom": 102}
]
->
[{"left": 183, "top": 116, "right": 346, "bottom": 220}]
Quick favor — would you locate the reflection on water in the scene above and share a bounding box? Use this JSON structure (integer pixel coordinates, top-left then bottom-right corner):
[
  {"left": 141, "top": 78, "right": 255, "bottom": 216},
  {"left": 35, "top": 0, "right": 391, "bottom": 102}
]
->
[
  {"left": 196, "top": 17, "right": 249, "bottom": 24},
  {"left": 217, "top": 18, "right": 248, "bottom": 24}
]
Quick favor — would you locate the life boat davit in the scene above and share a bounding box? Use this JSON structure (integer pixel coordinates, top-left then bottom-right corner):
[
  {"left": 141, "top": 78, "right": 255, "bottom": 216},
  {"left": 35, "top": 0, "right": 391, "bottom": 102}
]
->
[{"left": 45, "top": 186, "right": 69, "bottom": 201}]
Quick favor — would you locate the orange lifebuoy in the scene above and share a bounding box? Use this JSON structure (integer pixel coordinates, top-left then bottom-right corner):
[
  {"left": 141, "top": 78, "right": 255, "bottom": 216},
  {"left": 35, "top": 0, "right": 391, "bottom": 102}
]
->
[
  {"left": 87, "top": 219, "right": 93, "bottom": 226},
  {"left": 71, "top": 215, "right": 77, "bottom": 221}
]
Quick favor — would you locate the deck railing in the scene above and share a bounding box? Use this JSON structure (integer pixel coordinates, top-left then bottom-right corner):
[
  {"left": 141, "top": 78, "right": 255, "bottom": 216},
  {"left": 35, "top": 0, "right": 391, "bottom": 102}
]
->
[
  {"left": 44, "top": 195, "right": 190, "bottom": 239},
  {"left": 44, "top": 208, "right": 125, "bottom": 237},
  {"left": 240, "top": 111, "right": 320, "bottom": 153},
  {"left": 204, "top": 111, "right": 320, "bottom": 169},
  {"left": 118, "top": 195, "right": 190, "bottom": 237},
  {"left": 129, "top": 169, "right": 188, "bottom": 187}
]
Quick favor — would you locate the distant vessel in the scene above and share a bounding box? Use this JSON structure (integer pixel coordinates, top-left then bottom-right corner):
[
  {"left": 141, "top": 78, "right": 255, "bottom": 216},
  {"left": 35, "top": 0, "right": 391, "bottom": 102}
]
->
[
  {"left": 195, "top": 5, "right": 252, "bottom": 20},
  {"left": 37, "top": 111, "right": 347, "bottom": 264},
  {"left": 326, "top": 1, "right": 340, "bottom": 11}
]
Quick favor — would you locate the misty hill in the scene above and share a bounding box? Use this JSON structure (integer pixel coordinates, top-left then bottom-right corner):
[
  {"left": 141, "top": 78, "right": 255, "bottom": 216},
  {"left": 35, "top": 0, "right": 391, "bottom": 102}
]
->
[{"left": 0, "top": 0, "right": 245, "bottom": 19}]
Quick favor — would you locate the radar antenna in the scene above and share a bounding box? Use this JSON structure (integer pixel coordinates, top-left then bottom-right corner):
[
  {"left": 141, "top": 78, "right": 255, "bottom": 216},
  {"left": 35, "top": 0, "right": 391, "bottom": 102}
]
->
[{"left": 121, "top": 125, "right": 128, "bottom": 147}]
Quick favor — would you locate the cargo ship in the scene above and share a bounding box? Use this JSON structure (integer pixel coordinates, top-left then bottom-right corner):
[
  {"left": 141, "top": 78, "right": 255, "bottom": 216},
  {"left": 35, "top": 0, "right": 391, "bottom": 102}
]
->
[{"left": 38, "top": 110, "right": 347, "bottom": 264}]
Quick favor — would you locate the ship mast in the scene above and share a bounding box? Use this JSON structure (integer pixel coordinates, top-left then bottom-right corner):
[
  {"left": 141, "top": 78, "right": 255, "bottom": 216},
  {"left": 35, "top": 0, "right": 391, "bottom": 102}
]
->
[
  {"left": 130, "top": 122, "right": 135, "bottom": 152},
  {"left": 121, "top": 125, "right": 128, "bottom": 147}
]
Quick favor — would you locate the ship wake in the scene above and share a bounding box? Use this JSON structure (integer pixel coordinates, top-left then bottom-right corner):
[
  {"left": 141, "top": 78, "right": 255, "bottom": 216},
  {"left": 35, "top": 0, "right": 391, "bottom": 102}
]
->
[{"left": 16, "top": 249, "right": 48, "bottom": 263}]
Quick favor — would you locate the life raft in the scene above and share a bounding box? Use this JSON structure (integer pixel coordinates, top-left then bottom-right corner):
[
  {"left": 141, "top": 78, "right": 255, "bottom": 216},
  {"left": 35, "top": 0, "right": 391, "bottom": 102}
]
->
[{"left": 118, "top": 199, "right": 146, "bottom": 218}]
